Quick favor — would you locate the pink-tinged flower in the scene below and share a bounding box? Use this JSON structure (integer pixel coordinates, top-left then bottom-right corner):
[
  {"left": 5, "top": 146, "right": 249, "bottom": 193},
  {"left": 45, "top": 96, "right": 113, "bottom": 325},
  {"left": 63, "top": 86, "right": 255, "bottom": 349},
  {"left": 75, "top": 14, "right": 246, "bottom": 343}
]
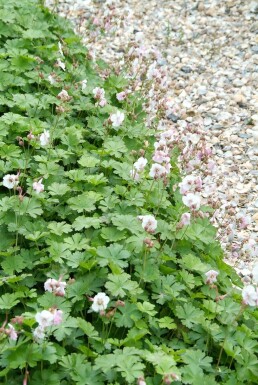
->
[
  {"left": 6, "top": 324, "right": 18, "bottom": 341},
  {"left": 182, "top": 193, "right": 201, "bottom": 210},
  {"left": 138, "top": 214, "right": 157, "bottom": 233},
  {"left": 35, "top": 310, "right": 54, "bottom": 328},
  {"left": 133, "top": 157, "right": 147, "bottom": 172},
  {"left": 130, "top": 169, "right": 140, "bottom": 181},
  {"left": 33, "top": 178, "right": 44, "bottom": 194},
  {"left": 44, "top": 278, "right": 66, "bottom": 296},
  {"left": 242, "top": 285, "right": 257, "bottom": 306},
  {"left": 56, "top": 58, "right": 65, "bottom": 71},
  {"left": 152, "top": 151, "right": 170, "bottom": 164},
  {"left": 179, "top": 212, "right": 191, "bottom": 226},
  {"left": 116, "top": 91, "right": 126, "bottom": 101},
  {"left": 146, "top": 62, "right": 161, "bottom": 80},
  {"left": 48, "top": 74, "right": 56, "bottom": 84},
  {"left": 57, "top": 89, "right": 70, "bottom": 101},
  {"left": 53, "top": 309, "right": 63, "bottom": 325},
  {"left": 33, "top": 326, "right": 45, "bottom": 341},
  {"left": 160, "top": 129, "right": 175, "bottom": 144},
  {"left": 205, "top": 270, "right": 219, "bottom": 284},
  {"left": 149, "top": 163, "right": 168, "bottom": 179},
  {"left": 179, "top": 175, "right": 202, "bottom": 195},
  {"left": 81, "top": 79, "right": 87, "bottom": 91},
  {"left": 93, "top": 87, "right": 105, "bottom": 100},
  {"left": 252, "top": 263, "right": 258, "bottom": 284},
  {"left": 39, "top": 130, "right": 50, "bottom": 146},
  {"left": 110, "top": 111, "right": 125, "bottom": 127},
  {"left": 243, "top": 239, "right": 258, "bottom": 258},
  {"left": 154, "top": 139, "right": 167, "bottom": 151},
  {"left": 207, "top": 160, "right": 216, "bottom": 173},
  {"left": 3, "top": 174, "right": 19, "bottom": 189},
  {"left": 91, "top": 292, "right": 110, "bottom": 313},
  {"left": 236, "top": 212, "right": 252, "bottom": 229},
  {"left": 137, "top": 378, "right": 146, "bottom": 385}
]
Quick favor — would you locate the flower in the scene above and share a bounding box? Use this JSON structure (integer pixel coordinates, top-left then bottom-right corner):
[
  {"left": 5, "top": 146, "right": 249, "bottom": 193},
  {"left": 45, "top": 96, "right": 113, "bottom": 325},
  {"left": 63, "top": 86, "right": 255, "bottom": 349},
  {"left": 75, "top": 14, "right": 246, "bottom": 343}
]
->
[
  {"left": 179, "top": 212, "right": 191, "bottom": 226},
  {"left": 179, "top": 175, "right": 202, "bottom": 195},
  {"left": 39, "top": 130, "right": 50, "bottom": 146},
  {"left": 149, "top": 163, "right": 168, "bottom": 179},
  {"left": 205, "top": 270, "right": 219, "bottom": 284},
  {"left": 242, "top": 285, "right": 257, "bottom": 306},
  {"left": 56, "top": 58, "right": 65, "bottom": 71},
  {"left": 133, "top": 157, "right": 148, "bottom": 172},
  {"left": 6, "top": 324, "right": 18, "bottom": 341},
  {"left": 116, "top": 91, "right": 126, "bottom": 101},
  {"left": 138, "top": 214, "right": 157, "bottom": 233},
  {"left": 110, "top": 111, "right": 125, "bottom": 127},
  {"left": 3, "top": 174, "right": 19, "bottom": 189},
  {"left": 81, "top": 79, "right": 87, "bottom": 91},
  {"left": 58, "top": 41, "right": 64, "bottom": 57},
  {"left": 33, "top": 326, "right": 45, "bottom": 341},
  {"left": 44, "top": 278, "right": 66, "bottom": 296},
  {"left": 92, "top": 87, "right": 107, "bottom": 106},
  {"left": 252, "top": 263, "right": 258, "bottom": 284},
  {"left": 137, "top": 378, "right": 146, "bottom": 385},
  {"left": 152, "top": 151, "right": 170, "bottom": 164},
  {"left": 57, "top": 89, "right": 71, "bottom": 101},
  {"left": 35, "top": 310, "right": 54, "bottom": 328},
  {"left": 48, "top": 74, "right": 56, "bottom": 84},
  {"left": 33, "top": 179, "right": 44, "bottom": 194},
  {"left": 91, "top": 292, "right": 110, "bottom": 313},
  {"left": 182, "top": 193, "right": 201, "bottom": 210},
  {"left": 53, "top": 309, "right": 63, "bottom": 325},
  {"left": 130, "top": 169, "right": 140, "bottom": 181}
]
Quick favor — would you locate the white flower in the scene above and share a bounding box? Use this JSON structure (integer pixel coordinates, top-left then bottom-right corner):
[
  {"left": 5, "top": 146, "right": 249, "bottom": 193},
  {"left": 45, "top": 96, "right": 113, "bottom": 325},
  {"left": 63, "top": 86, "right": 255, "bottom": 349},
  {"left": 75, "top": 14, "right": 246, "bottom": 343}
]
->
[
  {"left": 48, "top": 74, "right": 56, "bottom": 84},
  {"left": 35, "top": 310, "right": 54, "bottom": 328},
  {"left": 205, "top": 270, "right": 219, "bottom": 284},
  {"left": 39, "top": 130, "right": 50, "bottom": 146},
  {"left": 116, "top": 91, "right": 126, "bottom": 101},
  {"left": 149, "top": 163, "right": 168, "bottom": 179},
  {"left": 130, "top": 169, "right": 140, "bottom": 181},
  {"left": 57, "top": 89, "right": 70, "bottom": 101},
  {"left": 44, "top": 278, "right": 66, "bottom": 296},
  {"left": 81, "top": 79, "right": 87, "bottom": 91},
  {"left": 91, "top": 292, "right": 110, "bottom": 313},
  {"left": 3, "top": 174, "right": 19, "bottom": 189},
  {"left": 152, "top": 151, "right": 170, "bottom": 164},
  {"left": 252, "top": 264, "right": 258, "bottom": 284},
  {"left": 110, "top": 111, "right": 125, "bottom": 127},
  {"left": 33, "top": 326, "right": 45, "bottom": 341},
  {"left": 33, "top": 179, "right": 44, "bottom": 194},
  {"left": 179, "top": 212, "right": 191, "bottom": 226},
  {"left": 133, "top": 157, "right": 147, "bottom": 172},
  {"left": 179, "top": 175, "right": 202, "bottom": 195},
  {"left": 93, "top": 87, "right": 105, "bottom": 100},
  {"left": 56, "top": 58, "right": 65, "bottom": 71},
  {"left": 138, "top": 214, "right": 157, "bottom": 233},
  {"left": 6, "top": 324, "right": 18, "bottom": 341},
  {"left": 242, "top": 285, "right": 257, "bottom": 306},
  {"left": 182, "top": 193, "right": 201, "bottom": 210}
]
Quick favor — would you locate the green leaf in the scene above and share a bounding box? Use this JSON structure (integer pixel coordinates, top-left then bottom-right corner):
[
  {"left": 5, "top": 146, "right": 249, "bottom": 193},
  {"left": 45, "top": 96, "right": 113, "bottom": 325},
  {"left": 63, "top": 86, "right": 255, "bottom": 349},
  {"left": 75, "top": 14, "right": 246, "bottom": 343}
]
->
[
  {"left": 175, "top": 303, "right": 205, "bottom": 328},
  {"left": 68, "top": 191, "right": 102, "bottom": 213},
  {"left": 182, "top": 349, "right": 213, "bottom": 369},
  {"left": 97, "top": 243, "right": 130, "bottom": 268},
  {"left": 137, "top": 301, "right": 157, "bottom": 316},
  {"left": 105, "top": 273, "right": 141, "bottom": 298},
  {"left": 0, "top": 292, "right": 24, "bottom": 310},
  {"left": 73, "top": 216, "right": 102, "bottom": 231},
  {"left": 76, "top": 318, "right": 100, "bottom": 340},
  {"left": 158, "top": 317, "right": 177, "bottom": 330},
  {"left": 103, "top": 137, "right": 127, "bottom": 158}
]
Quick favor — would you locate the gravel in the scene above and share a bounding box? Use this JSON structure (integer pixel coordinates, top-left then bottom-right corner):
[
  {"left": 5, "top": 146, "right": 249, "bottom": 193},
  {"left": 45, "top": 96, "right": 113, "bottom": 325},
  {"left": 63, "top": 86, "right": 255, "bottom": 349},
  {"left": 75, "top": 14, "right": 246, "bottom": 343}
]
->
[{"left": 45, "top": 0, "right": 258, "bottom": 277}]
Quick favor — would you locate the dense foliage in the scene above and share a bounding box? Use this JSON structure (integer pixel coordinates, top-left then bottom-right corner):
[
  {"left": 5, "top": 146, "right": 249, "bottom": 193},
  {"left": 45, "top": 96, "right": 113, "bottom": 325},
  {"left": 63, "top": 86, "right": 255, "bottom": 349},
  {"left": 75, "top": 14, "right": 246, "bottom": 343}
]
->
[{"left": 0, "top": 0, "right": 257, "bottom": 384}]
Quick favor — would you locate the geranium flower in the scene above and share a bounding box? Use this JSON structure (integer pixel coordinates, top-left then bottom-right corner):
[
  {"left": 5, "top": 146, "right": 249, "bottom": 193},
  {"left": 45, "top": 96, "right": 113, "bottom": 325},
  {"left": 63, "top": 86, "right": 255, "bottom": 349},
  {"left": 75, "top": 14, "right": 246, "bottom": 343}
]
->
[
  {"left": 182, "top": 193, "right": 201, "bottom": 210},
  {"left": 116, "top": 91, "right": 126, "bottom": 101},
  {"left": 81, "top": 79, "right": 87, "bottom": 91},
  {"left": 56, "top": 58, "right": 65, "bottom": 71},
  {"left": 33, "top": 179, "right": 44, "bottom": 194},
  {"left": 91, "top": 292, "right": 110, "bottom": 313},
  {"left": 110, "top": 111, "right": 125, "bottom": 127},
  {"left": 5, "top": 324, "right": 18, "bottom": 341},
  {"left": 149, "top": 163, "right": 168, "bottom": 179},
  {"left": 44, "top": 278, "right": 66, "bottom": 296},
  {"left": 39, "top": 130, "right": 50, "bottom": 146},
  {"left": 35, "top": 310, "right": 54, "bottom": 328},
  {"left": 33, "top": 326, "right": 45, "bottom": 341},
  {"left": 133, "top": 157, "right": 147, "bottom": 172},
  {"left": 242, "top": 285, "right": 257, "bottom": 306},
  {"left": 138, "top": 214, "right": 157, "bottom": 233},
  {"left": 57, "top": 89, "right": 71, "bottom": 101},
  {"left": 179, "top": 212, "right": 191, "bottom": 226},
  {"left": 53, "top": 309, "right": 63, "bottom": 325},
  {"left": 205, "top": 270, "right": 219, "bottom": 284},
  {"left": 3, "top": 174, "right": 19, "bottom": 189}
]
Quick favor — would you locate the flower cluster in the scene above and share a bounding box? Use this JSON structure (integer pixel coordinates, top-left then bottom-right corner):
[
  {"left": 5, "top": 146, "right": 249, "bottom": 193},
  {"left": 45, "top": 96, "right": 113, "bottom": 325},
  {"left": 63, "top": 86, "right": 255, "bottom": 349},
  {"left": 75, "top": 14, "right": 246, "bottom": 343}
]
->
[
  {"left": 138, "top": 214, "right": 157, "bottom": 233},
  {"left": 34, "top": 308, "right": 63, "bottom": 342},
  {"left": 44, "top": 277, "right": 67, "bottom": 296},
  {"left": 93, "top": 87, "right": 107, "bottom": 107}
]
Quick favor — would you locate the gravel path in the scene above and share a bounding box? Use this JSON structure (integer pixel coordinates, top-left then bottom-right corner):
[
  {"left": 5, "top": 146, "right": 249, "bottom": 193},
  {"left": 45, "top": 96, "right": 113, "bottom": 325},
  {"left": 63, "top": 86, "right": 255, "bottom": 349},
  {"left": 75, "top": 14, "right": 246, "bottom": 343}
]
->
[{"left": 46, "top": 0, "right": 258, "bottom": 278}]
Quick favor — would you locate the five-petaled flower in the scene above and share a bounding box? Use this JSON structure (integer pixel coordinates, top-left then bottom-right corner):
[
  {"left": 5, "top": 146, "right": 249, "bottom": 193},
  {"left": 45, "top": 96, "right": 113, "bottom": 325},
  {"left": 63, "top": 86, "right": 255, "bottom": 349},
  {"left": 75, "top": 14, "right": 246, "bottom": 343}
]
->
[
  {"left": 138, "top": 214, "right": 157, "bottom": 233},
  {"left": 110, "top": 111, "right": 125, "bottom": 127},
  {"left": 44, "top": 278, "right": 66, "bottom": 296},
  {"left": 3, "top": 174, "right": 19, "bottom": 189},
  {"left": 39, "top": 130, "right": 50, "bottom": 146},
  {"left": 91, "top": 292, "right": 110, "bottom": 313},
  {"left": 242, "top": 285, "right": 258, "bottom": 307},
  {"left": 205, "top": 270, "right": 219, "bottom": 285},
  {"left": 33, "top": 179, "right": 44, "bottom": 194}
]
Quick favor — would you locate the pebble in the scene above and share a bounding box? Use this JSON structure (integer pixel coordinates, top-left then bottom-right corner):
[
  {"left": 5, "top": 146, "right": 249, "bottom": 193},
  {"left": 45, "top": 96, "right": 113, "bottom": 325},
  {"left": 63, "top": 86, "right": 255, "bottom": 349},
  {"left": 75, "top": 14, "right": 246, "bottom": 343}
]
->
[{"left": 46, "top": 0, "right": 258, "bottom": 272}]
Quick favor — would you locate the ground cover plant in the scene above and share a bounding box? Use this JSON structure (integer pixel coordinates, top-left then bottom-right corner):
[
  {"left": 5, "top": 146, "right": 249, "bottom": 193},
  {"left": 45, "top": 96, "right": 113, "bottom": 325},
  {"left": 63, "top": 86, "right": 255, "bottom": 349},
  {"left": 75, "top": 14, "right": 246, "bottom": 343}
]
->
[{"left": 0, "top": 0, "right": 257, "bottom": 384}]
